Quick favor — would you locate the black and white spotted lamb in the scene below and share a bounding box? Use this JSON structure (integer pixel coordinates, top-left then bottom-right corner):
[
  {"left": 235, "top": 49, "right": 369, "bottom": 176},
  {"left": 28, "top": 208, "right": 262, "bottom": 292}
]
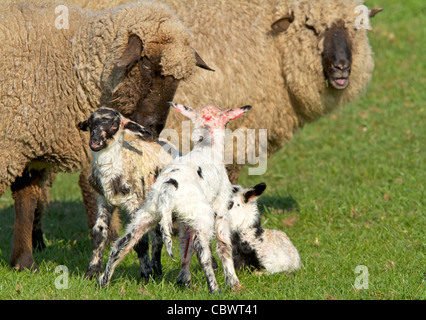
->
[
  {"left": 78, "top": 107, "right": 178, "bottom": 281},
  {"left": 98, "top": 102, "right": 251, "bottom": 293},
  {"left": 229, "top": 183, "right": 301, "bottom": 273}
]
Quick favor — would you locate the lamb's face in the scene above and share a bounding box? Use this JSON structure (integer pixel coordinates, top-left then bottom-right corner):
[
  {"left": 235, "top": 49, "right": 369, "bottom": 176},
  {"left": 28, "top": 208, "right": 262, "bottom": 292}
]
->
[
  {"left": 170, "top": 103, "right": 252, "bottom": 136},
  {"left": 228, "top": 183, "right": 267, "bottom": 232},
  {"left": 78, "top": 107, "right": 155, "bottom": 152},
  {"left": 78, "top": 108, "right": 122, "bottom": 152}
]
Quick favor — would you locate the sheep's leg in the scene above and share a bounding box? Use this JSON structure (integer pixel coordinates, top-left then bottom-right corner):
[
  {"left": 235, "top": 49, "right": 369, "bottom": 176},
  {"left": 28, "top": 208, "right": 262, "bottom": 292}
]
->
[
  {"left": 32, "top": 171, "right": 55, "bottom": 251},
  {"left": 98, "top": 211, "right": 159, "bottom": 287},
  {"left": 32, "top": 186, "right": 48, "bottom": 251},
  {"left": 193, "top": 230, "right": 219, "bottom": 293},
  {"left": 85, "top": 198, "right": 114, "bottom": 280},
  {"left": 133, "top": 234, "right": 152, "bottom": 283},
  {"left": 177, "top": 224, "right": 194, "bottom": 287},
  {"left": 10, "top": 169, "right": 47, "bottom": 271},
  {"left": 215, "top": 212, "right": 241, "bottom": 290},
  {"left": 150, "top": 225, "right": 163, "bottom": 278}
]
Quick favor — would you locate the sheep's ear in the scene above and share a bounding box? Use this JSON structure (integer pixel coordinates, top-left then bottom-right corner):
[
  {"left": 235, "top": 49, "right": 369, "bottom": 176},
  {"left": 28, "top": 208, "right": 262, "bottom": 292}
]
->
[
  {"left": 122, "top": 118, "right": 155, "bottom": 141},
  {"left": 369, "top": 8, "right": 384, "bottom": 18},
  {"left": 78, "top": 120, "right": 89, "bottom": 132},
  {"left": 271, "top": 14, "right": 294, "bottom": 33},
  {"left": 222, "top": 105, "right": 252, "bottom": 122},
  {"left": 117, "top": 35, "right": 143, "bottom": 68},
  {"left": 169, "top": 102, "right": 196, "bottom": 120},
  {"left": 243, "top": 183, "right": 267, "bottom": 203},
  {"left": 194, "top": 50, "right": 215, "bottom": 72}
]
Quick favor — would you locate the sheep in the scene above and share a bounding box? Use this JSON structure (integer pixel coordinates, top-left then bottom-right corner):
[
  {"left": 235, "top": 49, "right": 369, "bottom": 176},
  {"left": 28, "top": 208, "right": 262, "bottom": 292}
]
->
[
  {"left": 71, "top": 0, "right": 383, "bottom": 240},
  {"left": 0, "top": 0, "right": 210, "bottom": 271},
  {"left": 98, "top": 102, "right": 252, "bottom": 293},
  {"left": 228, "top": 183, "right": 301, "bottom": 273},
  {"left": 78, "top": 107, "right": 180, "bottom": 281},
  {"left": 72, "top": 0, "right": 383, "bottom": 182}
]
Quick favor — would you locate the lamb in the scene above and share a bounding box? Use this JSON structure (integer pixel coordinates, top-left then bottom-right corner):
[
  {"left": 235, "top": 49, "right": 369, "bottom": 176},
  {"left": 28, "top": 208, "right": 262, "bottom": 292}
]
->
[
  {"left": 175, "top": 182, "right": 300, "bottom": 283},
  {"left": 0, "top": 0, "right": 210, "bottom": 271},
  {"left": 78, "top": 107, "right": 180, "bottom": 281},
  {"left": 98, "top": 102, "right": 252, "bottom": 293},
  {"left": 229, "top": 183, "right": 301, "bottom": 273},
  {"left": 72, "top": 0, "right": 383, "bottom": 183}
]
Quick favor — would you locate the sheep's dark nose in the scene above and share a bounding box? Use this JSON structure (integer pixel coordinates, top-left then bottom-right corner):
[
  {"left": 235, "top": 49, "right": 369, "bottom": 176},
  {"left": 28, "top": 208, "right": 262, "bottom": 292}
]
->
[
  {"left": 333, "top": 63, "right": 350, "bottom": 71},
  {"left": 90, "top": 130, "right": 106, "bottom": 151}
]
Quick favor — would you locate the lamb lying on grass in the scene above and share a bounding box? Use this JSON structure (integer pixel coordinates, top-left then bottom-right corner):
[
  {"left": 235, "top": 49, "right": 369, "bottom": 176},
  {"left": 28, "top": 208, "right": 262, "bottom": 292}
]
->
[
  {"left": 229, "top": 183, "right": 301, "bottom": 273},
  {"left": 78, "top": 107, "right": 178, "bottom": 282},
  {"left": 98, "top": 102, "right": 251, "bottom": 293}
]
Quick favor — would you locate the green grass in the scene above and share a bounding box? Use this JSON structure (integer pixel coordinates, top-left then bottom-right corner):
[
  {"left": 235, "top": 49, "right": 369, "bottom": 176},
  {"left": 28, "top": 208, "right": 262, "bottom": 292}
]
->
[{"left": 0, "top": 0, "right": 424, "bottom": 300}]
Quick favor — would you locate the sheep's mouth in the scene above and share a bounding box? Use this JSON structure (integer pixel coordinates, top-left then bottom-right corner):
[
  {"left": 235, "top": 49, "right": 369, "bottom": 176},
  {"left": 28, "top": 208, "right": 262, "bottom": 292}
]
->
[
  {"left": 328, "top": 76, "right": 350, "bottom": 90},
  {"left": 90, "top": 140, "right": 106, "bottom": 152}
]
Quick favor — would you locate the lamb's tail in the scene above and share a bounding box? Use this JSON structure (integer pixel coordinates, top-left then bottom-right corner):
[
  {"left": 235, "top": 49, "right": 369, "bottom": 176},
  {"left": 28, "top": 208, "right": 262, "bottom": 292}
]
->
[{"left": 158, "top": 181, "right": 178, "bottom": 261}]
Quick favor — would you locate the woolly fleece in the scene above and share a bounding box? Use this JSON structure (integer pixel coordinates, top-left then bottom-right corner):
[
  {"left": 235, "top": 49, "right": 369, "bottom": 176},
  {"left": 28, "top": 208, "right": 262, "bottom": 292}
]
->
[
  {"left": 73, "top": 0, "right": 377, "bottom": 164},
  {"left": 0, "top": 0, "right": 199, "bottom": 194}
]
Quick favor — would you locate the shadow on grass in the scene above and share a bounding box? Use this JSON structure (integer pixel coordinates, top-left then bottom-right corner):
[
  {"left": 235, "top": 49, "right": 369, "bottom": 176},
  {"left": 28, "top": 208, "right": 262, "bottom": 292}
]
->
[
  {"left": 258, "top": 194, "right": 300, "bottom": 214},
  {"left": 0, "top": 200, "right": 93, "bottom": 276}
]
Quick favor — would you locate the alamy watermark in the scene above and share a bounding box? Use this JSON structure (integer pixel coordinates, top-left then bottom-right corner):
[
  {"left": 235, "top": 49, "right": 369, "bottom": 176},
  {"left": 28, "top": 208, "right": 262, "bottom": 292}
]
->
[
  {"left": 55, "top": 5, "right": 69, "bottom": 30},
  {"left": 354, "top": 265, "right": 369, "bottom": 290},
  {"left": 55, "top": 265, "right": 69, "bottom": 289}
]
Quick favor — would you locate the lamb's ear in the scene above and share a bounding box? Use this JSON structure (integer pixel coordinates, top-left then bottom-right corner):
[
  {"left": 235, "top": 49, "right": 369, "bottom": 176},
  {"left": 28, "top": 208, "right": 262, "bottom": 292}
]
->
[
  {"left": 78, "top": 120, "right": 89, "bottom": 132},
  {"left": 243, "top": 183, "right": 267, "bottom": 203},
  {"left": 117, "top": 35, "right": 143, "bottom": 68},
  {"left": 169, "top": 102, "right": 196, "bottom": 120},
  {"left": 122, "top": 118, "right": 155, "bottom": 140},
  {"left": 271, "top": 13, "right": 294, "bottom": 33},
  {"left": 369, "top": 8, "right": 384, "bottom": 18},
  {"left": 194, "top": 50, "right": 215, "bottom": 72},
  {"left": 222, "top": 105, "right": 252, "bottom": 123}
]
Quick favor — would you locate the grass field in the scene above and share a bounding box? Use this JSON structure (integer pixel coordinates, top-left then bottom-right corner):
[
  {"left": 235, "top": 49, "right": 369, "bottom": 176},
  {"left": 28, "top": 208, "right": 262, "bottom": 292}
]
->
[{"left": 0, "top": 0, "right": 424, "bottom": 300}]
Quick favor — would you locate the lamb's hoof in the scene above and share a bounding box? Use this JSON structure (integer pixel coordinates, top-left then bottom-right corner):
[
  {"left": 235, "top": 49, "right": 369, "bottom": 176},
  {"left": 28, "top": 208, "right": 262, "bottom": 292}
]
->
[
  {"left": 176, "top": 274, "right": 191, "bottom": 288},
  {"left": 97, "top": 274, "right": 109, "bottom": 288},
  {"left": 84, "top": 267, "right": 103, "bottom": 280},
  {"left": 140, "top": 269, "right": 154, "bottom": 284},
  {"left": 232, "top": 283, "right": 243, "bottom": 292}
]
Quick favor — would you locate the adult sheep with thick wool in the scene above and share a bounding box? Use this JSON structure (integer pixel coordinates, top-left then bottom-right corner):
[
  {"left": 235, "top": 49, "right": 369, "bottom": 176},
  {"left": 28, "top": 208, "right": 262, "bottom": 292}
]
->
[
  {"left": 0, "top": 0, "right": 209, "bottom": 271},
  {"left": 72, "top": 0, "right": 383, "bottom": 183}
]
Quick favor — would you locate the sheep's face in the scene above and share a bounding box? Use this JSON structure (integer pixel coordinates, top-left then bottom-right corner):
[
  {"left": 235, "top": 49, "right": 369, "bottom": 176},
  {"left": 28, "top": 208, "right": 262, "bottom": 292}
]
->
[
  {"left": 271, "top": 3, "right": 383, "bottom": 91},
  {"left": 321, "top": 21, "right": 352, "bottom": 90},
  {"left": 78, "top": 107, "right": 154, "bottom": 152},
  {"left": 228, "top": 183, "right": 267, "bottom": 232},
  {"left": 109, "top": 35, "right": 213, "bottom": 138}
]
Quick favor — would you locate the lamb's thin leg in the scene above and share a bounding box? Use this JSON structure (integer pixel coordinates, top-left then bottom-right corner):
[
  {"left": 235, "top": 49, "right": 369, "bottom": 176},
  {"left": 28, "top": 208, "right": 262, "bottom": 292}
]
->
[
  {"left": 150, "top": 225, "right": 163, "bottom": 278},
  {"left": 215, "top": 212, "right": 241, "bottom": 290},
  {"left": 193, "top": 231, "right": 219, "bottom": 293},
  {"left": 85, "top": 198, "right": 114, "bottom": 279},
  {"left": 133, "top": 234, "right": 152, "bottom": 283},
  {"left": 177, "top": 224, "right": 194, "bottom": 287},
  {"left": 98, "top": 212, "right": 159, "bottom": 287}
]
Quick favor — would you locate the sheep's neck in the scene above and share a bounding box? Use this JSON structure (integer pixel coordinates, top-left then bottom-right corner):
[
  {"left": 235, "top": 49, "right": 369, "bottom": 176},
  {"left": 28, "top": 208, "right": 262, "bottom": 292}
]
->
[{"left": 92, "top": 138, "right": 124, "bottom": 180}]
